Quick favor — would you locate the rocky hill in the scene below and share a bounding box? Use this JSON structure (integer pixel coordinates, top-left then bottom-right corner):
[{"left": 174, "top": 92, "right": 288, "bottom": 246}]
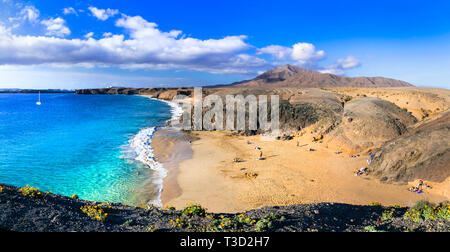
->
[
  {"left": 368, "top": 111, "right": 450, "bottom": 184},
  {"left": 327, "top": 97, "right": 418, "bottom": 152},
  {"left": 232, "top": 65, "right": 413, "bottom": 88},
  {"left": 1, "top": 184, "right": 448, "bottom": 232}
]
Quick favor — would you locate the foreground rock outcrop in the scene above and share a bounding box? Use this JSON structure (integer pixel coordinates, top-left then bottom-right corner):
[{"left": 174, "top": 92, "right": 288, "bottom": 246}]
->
[
  {"left": 368, "top": 112, "right": 450, "bottom": 184},
  {"left": 1, "top": 184, "right": 448, "bottom": 232}
]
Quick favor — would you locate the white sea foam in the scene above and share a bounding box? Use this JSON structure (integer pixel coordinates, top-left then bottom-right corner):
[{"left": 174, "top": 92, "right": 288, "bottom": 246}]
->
[
  {"left": 153, "top": 98, "right": 184, "bottom": 128},
  {"left": 128, "top": 97, "right": 183, "bottom": 207},
  {"left": 129, "top": 127, "right": 166, "bottom": 207}
]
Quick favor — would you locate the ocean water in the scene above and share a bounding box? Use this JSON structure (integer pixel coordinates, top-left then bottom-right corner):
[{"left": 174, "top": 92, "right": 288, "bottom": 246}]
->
[{"left": 0, "top": 93, "right": 173, "bottom": 205}]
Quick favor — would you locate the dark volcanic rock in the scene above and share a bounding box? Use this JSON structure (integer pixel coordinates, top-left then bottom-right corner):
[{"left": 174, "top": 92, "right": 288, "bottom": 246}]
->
[
  {"left": 368, "top": 112, "right": 450, "bottom": 184},
  {"left": 1, "top": 184, "right": 448, "bottom": 232},
  {"left": 76, "top": 88, "right": 193, "bottom": 101}
]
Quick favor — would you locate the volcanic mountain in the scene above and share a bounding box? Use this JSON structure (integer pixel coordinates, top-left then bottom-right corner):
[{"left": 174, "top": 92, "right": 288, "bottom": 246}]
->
[{"left": 232, "top": 65, "right": 413, "bottom": 88}]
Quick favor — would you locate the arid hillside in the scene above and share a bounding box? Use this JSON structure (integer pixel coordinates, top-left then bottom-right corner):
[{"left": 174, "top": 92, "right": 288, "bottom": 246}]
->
[
  {"left": 232, "top": 65, "right": 413, "bottom": 88},
  {"left": 327, "top": 97, "right": 418, "bottom": 153},
  {"left": 367, "top": 111, "right": 450, "bottom": 184}
]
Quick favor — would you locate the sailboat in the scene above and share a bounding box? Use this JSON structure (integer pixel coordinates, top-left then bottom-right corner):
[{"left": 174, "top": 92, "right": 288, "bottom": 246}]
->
[{"left": 36, "top": 91, "right": 42, "bottom": 106}]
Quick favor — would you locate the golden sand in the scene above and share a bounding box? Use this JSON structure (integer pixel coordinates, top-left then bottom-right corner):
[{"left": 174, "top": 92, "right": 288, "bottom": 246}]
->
[
  {"left": 156, "top": 130, "right": 448, "bottom": 213},
  {"left": 146, "top": 88, "right": 449, "bottom": 213}
]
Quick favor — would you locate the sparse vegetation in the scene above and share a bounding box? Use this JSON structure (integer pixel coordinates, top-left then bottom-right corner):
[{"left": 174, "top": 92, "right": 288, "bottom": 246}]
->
[
  {"left": 344, "top": 96, "right": 353, "bottom": 102},
  {"left": 163, "top": 205, "right": 177, "bottom": 211},
  {"left": 122, "top": 219, "right": 133, "bottom": 226},
  {"left": 1, "top": 184, "right": 449, "bottom": 232},
  {"left": 382, "top": 209, "right": 395, "bottom": 220},
  {"left": 369, "top": 201, "right": 382, "bottom": 207},
  {"left": 80, "top": 203, "right": 111, "bottom": 222},
  {"left": 403, "top": 201, "right": 450, "bottom": 222},
  {"left": 146, "top": 225, "right": 158, "bottom": 232},
  {"left": 207, "top": 212, "right": 279, "bottom": 232},
  {"left": 170, "top": 216, "right": 188, "bottom": 228},
  {"left": 19, "top": 185, "right": 43, "bottom": 198},
  {"left": 167, "top": 203, "right": 281, "bottom": 232},
  {"left": 364, "top": 225, "right": 386, "bottom": 232},
  {"left": 136, "top": 203, "right": 151, "bottom": 210},
  {"left": 181, "top": 202, "right": 207, "bottom": 217},
  {"left": 71, "top": 194, "right": 79, "bottom": 199}
]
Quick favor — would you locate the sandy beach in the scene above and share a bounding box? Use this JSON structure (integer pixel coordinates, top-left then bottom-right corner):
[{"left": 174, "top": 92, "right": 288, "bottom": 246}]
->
[
  {"left": 156, "top": 130, "right": 448, "bottom": 213},
  {"left": 143, "top": 87, "right": 450, "bottom": 213}
]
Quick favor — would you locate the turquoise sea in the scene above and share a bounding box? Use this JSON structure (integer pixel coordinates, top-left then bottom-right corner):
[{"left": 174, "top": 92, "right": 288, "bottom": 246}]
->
[{"left": 0, "top": 93, "right": 173, "bottom": 205}]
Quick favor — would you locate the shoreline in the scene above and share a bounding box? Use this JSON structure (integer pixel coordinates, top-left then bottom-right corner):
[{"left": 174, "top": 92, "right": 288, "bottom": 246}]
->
[
  {"left": 151, "top": 128, "right": 193, "bottom": 204},
  {"left": 138, "top": 95, "right": 190, "bottom": 207}
]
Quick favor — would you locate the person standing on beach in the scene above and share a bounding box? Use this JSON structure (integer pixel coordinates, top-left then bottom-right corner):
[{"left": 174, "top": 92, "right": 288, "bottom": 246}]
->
[{"left": 259, "top": 151, "right": 263, "bottom": 160}]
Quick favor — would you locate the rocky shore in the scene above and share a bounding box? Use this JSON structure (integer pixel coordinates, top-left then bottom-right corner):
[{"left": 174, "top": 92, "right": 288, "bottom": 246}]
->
[
  {"left": 75, "top": 87, "right": 192, "bottom": 100},
  {"left": 1, "top": 184, "right": 448, "bottom": 232}
]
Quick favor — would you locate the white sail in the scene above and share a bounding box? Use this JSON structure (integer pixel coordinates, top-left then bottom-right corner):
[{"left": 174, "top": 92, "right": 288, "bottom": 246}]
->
[{"left": 36, "top": 91, "right": 41, "bottom": 105}]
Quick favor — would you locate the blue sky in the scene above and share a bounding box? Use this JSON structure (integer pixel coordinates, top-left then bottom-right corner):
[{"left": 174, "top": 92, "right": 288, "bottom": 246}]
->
[{"left": 0, "top": 0, "right": 449, "bottom": 89}]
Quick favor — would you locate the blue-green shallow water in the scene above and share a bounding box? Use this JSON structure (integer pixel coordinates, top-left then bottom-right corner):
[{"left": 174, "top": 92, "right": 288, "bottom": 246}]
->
[{"left": 0, "top": 93, "right": 172, "bottom": 204}]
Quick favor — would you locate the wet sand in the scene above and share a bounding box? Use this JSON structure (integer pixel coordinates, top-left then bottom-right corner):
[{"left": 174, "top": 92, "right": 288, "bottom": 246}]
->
[{"left": 150, "top": 127, "right": 193, "bottom": 204}]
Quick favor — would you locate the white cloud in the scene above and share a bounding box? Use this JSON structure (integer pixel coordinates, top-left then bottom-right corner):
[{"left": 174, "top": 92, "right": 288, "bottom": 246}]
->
[
  {"left": 1, "top": 5, "right": 359, "bottom": 77},
  {"left": 257, "top": 43, "right": 361, "bottom": 75},
  {"left": 0, "top": 14, "right": 268, "bottom": 75},
  {"left": 63, "top": 7, "right": 78, "bottom": 16},
  {"left": 320, "top": 56, "right": 361, "bottom": 75},
  {"left": 41, "top": 17, "right": 71, "bottom": 37},
  {"left": 257, "top": 45, "right": 293, "bottom": 60},
  {"left": 335, "top": 56, "right": 361, "bottom": 69},
  {"left": 291, "top": 43, "right": 325, "bottom": 65},
  {"left": 258, "top": 42, "right": 325, "bottom": 66},
  {"left": 0, "top": 25, "right": 9, "bottom": 35},
  {"left": 8, "top": 5, "right": 40, "bottom": 23},
  {"left": 84, "top": 32, "right": 94, "bottom": 39},
  {"left": 88, "top": 7, "right": 119, "bottom": 21}
]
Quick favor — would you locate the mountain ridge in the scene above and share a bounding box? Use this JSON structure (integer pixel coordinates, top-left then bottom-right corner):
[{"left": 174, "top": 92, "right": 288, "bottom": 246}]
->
[{"left": 231, "top": 64, "right": 413, "bottom": 88}]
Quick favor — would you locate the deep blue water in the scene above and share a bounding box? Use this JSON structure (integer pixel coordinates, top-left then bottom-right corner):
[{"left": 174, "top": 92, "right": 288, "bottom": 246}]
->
[{"left": 0, "top": 93, "right": 172, "bottom": 204}]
